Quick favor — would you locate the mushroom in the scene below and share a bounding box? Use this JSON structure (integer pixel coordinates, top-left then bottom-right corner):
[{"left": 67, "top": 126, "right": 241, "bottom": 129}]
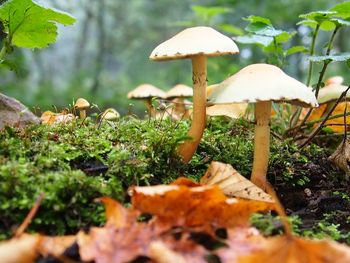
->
[
  {"left": 74, "top": 98, "right": 90, "bottom": 119},
  {"left": 127, "top": 84, "right": 166, "bottom": 116},
  {"left": 209, "top": 64, "right": 318, "bottom": 189},
  {"left": 150, "top": 26, "right": 239, "bottom": 163},
  {"left": 101, "top": 108, "right": 120, "bottom": 121},
  {"left": 165, "top": 84, "right": 193, "bottom": 118},
  {"left": 325, "top": 76, "right": 344, "bottom": 86},
  {"left": 317, "top": 83, "right": 349, "bottom": 105}
]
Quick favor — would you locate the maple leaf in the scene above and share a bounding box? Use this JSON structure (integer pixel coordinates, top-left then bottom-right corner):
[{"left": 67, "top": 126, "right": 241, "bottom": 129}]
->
[{"left": 131, "top": 181, "right": 275, "bottom": 228}]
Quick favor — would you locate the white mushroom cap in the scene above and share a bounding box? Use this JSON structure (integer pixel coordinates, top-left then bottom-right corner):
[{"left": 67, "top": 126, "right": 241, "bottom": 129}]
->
[
  {"left": 209, "top": 64, "right": 318, "bottom": 108},
  {"left": 318, "top": 83, "right": 349, "bottom": 104},
  {"left": 127, "top": 84, "right": 166, "bottom": 99},
  {"left": 150, "top": 26, "right": 239, "bottom": 61},
  {"left": 165, "top": 84, "right": 193, "bottom": 99}
]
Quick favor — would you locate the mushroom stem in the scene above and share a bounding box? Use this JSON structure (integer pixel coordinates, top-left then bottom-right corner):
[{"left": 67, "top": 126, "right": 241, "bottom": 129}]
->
[
  {"left": 251, "top": 101, "right": 272, "bottom": 190},
  {"left": 178, "top": 55, "right": 207, "bottom": 163},
  {"left": 145, "top": 99, "right": 155, "bottom": 117},
  {"left": 79, "top": 110, "right": 86, "bottom": 119}
]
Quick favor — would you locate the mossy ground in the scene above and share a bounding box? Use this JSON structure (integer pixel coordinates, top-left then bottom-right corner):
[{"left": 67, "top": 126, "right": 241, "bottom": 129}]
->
[{"left": 0, "top": 115, "right": 349, "bottom": 242}]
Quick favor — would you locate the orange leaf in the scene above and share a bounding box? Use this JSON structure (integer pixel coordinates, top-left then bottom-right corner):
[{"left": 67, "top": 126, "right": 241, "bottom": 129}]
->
[
  {"left": 131, "top": 184, "right": 275, "bottom": 228},
  {"left": 238, "top": 235, "right": 350, "bottom": 263}
]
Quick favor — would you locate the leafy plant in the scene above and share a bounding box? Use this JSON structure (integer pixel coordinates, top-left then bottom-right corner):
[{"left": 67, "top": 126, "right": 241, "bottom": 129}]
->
[{"left": 0, "top": 0, "right": 75, "bottom": 66}]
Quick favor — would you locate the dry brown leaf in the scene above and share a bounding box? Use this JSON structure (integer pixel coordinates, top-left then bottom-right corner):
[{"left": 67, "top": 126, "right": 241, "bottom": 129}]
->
[
  {"left": 306, "top": 102, "right": 350, "bottom": 133},
  {"left": 216, "top": 227, "right": 267, "bottom": 263},
  {"left": 41, "top": 111, "right": 76, "bottom": 125},
  {"left": 0, "top": 234, "right": 41, "bottom": 263},
  {"left": 329, "top": 139, "right": 350, "bottom": 180},
  {"left": 149, "top": 241, "right": 187, "bottom": 263},
  {"left": 131, "top": 183, "right": 275, "bottom": 228},
  {"left": 96, "top": 197, "right": 138, "bottom": 227},
  {"left": 39, "top": 235, "right": 76, "bottom": 258},
  {"left": 201, "top": 161, "right": 273, "bottom": 202},
  {"left": 238, "top": 235, "right": 350, "bottom": 263}
]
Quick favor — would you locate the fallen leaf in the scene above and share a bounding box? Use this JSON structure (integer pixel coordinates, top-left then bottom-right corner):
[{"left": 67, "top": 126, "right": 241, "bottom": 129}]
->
[
  {"left": 201, "top": 162, "right": 273, "bottom": 202},
  {"left": 0, "top": 234, "right": 40, "bottom": 263},
  {"left": 131, "top": 183, "right": 275, "bottom": 228},
  {"left": 238, "top": 235, "right": 350, "bottom": 263},
  {"left": 329, "top": 138, "right": 350, "bottom": 180},
  {"left": 216, "top": 227, "right": 267, "bottom": 263}
]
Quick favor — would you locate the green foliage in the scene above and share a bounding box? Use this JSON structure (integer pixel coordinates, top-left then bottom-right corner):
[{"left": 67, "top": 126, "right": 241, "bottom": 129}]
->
[
  {"left": 0, "top": 0, "right": 75, "bottom": 49},
  {"left": 234, "top": 15, "right": 300, "bottom": 66},
  {"left": 309, "top": 53, "right": 350, "bottom": 63}
]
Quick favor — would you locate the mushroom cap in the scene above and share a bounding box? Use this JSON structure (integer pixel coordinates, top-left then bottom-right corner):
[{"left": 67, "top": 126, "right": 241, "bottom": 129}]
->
[
  {"left": 150, "top": 26, "right": 239, "bottom": 61},
  {"left": 325, "top": 76, "right": 344, "bottom": 86},
  {"left": 75, "top": 98, "right": 90, "bottom": 109},
  {"left": 318, "top": 83, "right": 349, "bottom": 104},
  {"left": 166, "top": 84, "right": 193, "bottom": 99},
  {"left": 208, "top": 64, "right": 318, "bottom": 108},
  {"left": 127, "top": 84, "right": 166, "bottom": 99},
  {"left": 102, "top": 108, "right": 120, "bottom": 120}
]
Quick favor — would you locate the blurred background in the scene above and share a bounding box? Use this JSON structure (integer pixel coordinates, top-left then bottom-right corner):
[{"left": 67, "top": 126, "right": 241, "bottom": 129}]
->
[{"left": 0, "top": 0, "right": 349, "bottom": 116}]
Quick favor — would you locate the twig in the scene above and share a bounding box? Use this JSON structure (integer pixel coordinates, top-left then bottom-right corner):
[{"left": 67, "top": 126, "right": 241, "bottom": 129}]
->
[{"left": 14, "top": 193, "right": 44, "bottom": 238}]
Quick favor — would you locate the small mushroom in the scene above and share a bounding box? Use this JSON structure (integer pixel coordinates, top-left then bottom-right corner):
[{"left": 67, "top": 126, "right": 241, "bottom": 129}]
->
[
  {"left": 101, "top": 108, "right": 120, "bottom": 121},
  {"left": 325, "top": 76, "right": 344, "bottom": 86},
  {"left": 317, "top": 83, "right": 349, "bottom": 105},
  {"left": 166, "top": 84, "right": 193, "bottom": 118},
  {"left": 74, "top": 98, "right": 90, "bottom": 119},
  {"left": 209, "top": 64, "right": 318, "bottom": 189},
  {"left": 150, "top": 26, "right": 239, "bottom": 163},
  {"left": 127, "top": 84, "right": 165, "bottom": 116}
]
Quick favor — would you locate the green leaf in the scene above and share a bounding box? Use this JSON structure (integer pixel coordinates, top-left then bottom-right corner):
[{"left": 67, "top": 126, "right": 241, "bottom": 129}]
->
[
  {"left": 297, "top": 19, "right": 318, "bottom": 28},
  {"left": 0, "top": 0, "right": 76, "bottom": 48},
  {"left": 245, "top": 22, "right": 283, "bottom": 37},
  {"left": 244, "top": 15, "right": 272, "bottom": 26},
  {"left": 285, "top": 46, "right": 309, "bottom": 56},
  {"left": 219, "top": 23, "right": 243, "bottom": 36},
  {"left": 299, "top": 11, "right": 337, "bottom": 22},
  {"left": 275, "top": 31, "right": 296, "bottom": 43},
  {"left": 346, "top": 59, "right": 350, "bottom": 68},
  {"left": 233, "top": 35, "right": 273, "bottom": 47},
  {"left": 329, "top": 18, "right": 350, "bottom": 27},
  {"left": 308, "top": 53, "right": 350, "bottom": 62},
  {"left": 330, "top": 1, "right": 350, "bottom": 19},
  {"left": 192, "top": 5, "right": 231, "bottom": 20},
  {"left": 0, "top": 59, "right": 17, "bottom": 72}
]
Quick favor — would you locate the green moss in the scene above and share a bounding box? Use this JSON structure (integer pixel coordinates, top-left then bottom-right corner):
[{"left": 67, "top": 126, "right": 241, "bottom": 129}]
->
[{"left": 0, "top": 116, "right": 336, "bottom": 239}]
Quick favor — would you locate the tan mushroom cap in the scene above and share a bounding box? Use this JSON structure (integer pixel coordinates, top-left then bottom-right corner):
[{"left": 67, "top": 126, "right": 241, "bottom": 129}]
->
[
  {"left": 209, "top": 64, "right": 318, "bottom": 108},
  {"left": 75, "top": 98, "right": 90, "bottom": 109},
  {"left": 325, "top": 76, "right": 344, "bottom": 86},
  {"left": 102, "top": 108, "right": 120, "bottom": 120},
  {"left": 318, "top": 83, "right": 349, "bottom": 104},
  {"left": 165, "top": 84, "right": 193, "bottom": 99},
  {"left": 150, "top": 26, "right": 239, "bottom": 61},
  {"left": 127, "top": 84, "right": 166, "bottom": 99}
]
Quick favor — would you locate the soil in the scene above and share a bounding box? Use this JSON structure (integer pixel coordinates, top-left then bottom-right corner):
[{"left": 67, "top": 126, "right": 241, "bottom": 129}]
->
[{"left": 273, "top": 154, "right": 350, "bottom": 241}]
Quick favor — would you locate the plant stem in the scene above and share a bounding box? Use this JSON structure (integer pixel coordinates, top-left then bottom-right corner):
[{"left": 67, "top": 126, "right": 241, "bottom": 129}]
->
[
  {"left": 306, "top": 24, "right": 320, "bottom": 86},
  {"left": 0, "top": 44, "right": 7, "bottom": 61},
  {"left": 289, "top": 25, "right": 320, "bottom": 128},
  {"left": 290, "top": 27, "right": 339, "bottom": 137}
]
